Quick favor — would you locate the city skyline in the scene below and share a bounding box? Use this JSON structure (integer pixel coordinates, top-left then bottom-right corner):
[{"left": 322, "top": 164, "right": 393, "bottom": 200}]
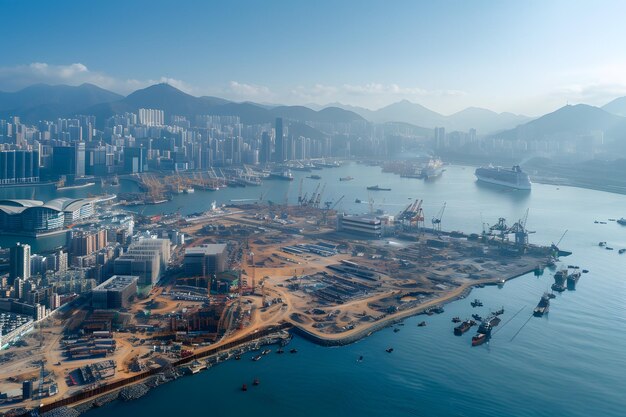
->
[{"left": 2, "top": 0, "right": 626, "bottom": 116}]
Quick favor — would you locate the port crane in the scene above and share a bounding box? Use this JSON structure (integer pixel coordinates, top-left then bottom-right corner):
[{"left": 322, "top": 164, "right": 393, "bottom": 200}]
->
[
  {"left": 398, "top": 198, "right": 424, "bottom": 229},
  {"left": 432, "top": 202, "right": 446, "bottom": 232}
]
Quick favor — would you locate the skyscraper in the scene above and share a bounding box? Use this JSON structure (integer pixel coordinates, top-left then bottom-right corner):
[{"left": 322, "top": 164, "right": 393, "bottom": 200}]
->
[
  {"left": 274, "top": 117, "right": 285, "bottom": 162},
  {"left": 260, "top": 131, "right": 272, "bottom": 163},
  {"left": 9, "top": 243, "right": 31, "bottom": 285}
]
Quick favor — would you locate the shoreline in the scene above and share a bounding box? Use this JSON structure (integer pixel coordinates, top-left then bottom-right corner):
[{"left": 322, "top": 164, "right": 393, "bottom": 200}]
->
[{"left": 18, "top": 263, "right": 544, "bottom": 417}]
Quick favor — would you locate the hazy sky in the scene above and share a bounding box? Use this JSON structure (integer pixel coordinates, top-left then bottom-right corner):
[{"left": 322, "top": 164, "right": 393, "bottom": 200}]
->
[{"left": 1, "top": 0, "right": 626, "bottom": 115}]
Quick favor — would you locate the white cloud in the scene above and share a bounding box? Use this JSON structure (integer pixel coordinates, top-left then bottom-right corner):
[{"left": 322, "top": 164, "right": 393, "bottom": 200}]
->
[
  {"left": 0, "top": 62, "right": 194, "bottom": 95},
  {"left": 228, "top": 81, "right": 273, "bottom": 98}
]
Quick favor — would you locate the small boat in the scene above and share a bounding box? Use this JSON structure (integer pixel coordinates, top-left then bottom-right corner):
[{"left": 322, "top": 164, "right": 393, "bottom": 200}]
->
[
  {"left": 470, "top": 299, "right": 483, "bottom": 308},
  {"left": 307, "top": 174, "right": 322, "bottom": 180},
  {"left": 393, "top": 328, "right": 400, "bottom": 333},
  {"left": 253, "top": 378, "right": 260, "bottom": 386},
  {"left": 252, "top": 355, "right": 262, "bottom": 361},
  {"left": 261, "top": 349, "right": 271, "bottom": 355},
  {"left": 533, "top": 293, "right": 550, "bottom": 317},
  {"left": 471, "top": 332, "right": 489, "bottom": 346},
  {"left": 471, "top": 314, "right": 483, "bottom": 322},
  {"left": 235, "top": 355, "right": 241, "bottom": 360},
  {"left": 452, "top": 317, "right": 462, "bottom": 323},
  {"left": 492, "top": 307, "right": 505, "bottom": 316},
  {"left": 357, "top": 355, "right": 364, "bottom": 362},
  {"left": 582, "top": 269, "right": 589, "bottom": 273},
  {"left": 417, "top": 321, "right": 427, "bottom": 327},
  {"left": 598, "top": 241, "right": 607, "bottom": 247},
  {"left": 355, "top": 198, "right": 362, "bottom": 203},
  {"left": 547, "top": 292, "right": 556, "bottom": 299},
  {"left": 386, "top": 348, "right": 394, "bottom": 353},
  {"left": 606, "top": 247, "right": 614, "bottom": 250},
  {"left": 276, "top": 348, "right": 284, "bottom": 354},
  {"left": 290, "top": 348, "right": 298, "bottom": 354},
  {"left": 242, "top": 384, "right": 248, "bottom": 391},
  {"left": 339, "top": 176, "right": 354, "bottom": 181}
]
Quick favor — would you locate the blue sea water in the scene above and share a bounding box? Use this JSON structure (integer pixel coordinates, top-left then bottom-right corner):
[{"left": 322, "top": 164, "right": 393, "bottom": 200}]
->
[{"left": 2, "top": 163, "right": 625, "bottom": 416}]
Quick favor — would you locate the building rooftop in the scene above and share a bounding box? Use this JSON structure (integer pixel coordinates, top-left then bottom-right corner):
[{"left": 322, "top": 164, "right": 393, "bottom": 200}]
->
[
  {"left": 185, "top": 243, "right": 227, "bottom": 256},
  {"left": 93, "top": 275, "right": 138, "bottom": 291}
]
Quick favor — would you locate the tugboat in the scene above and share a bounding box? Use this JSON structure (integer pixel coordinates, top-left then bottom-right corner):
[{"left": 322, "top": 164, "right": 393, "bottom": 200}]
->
[
  {"left": 454, "top": 320, "right": 476, "bottom": 335},
  {"left": 366, "top": 185, "right": 391, "bottom": 191},
  {"left": 471, "top": 313, "right": 483, "bottom": 322},
  {"left": 386, "top": 347, "right": 394, "bottom": 353},
  {"left": 451, "top": 317, "right": 462, "bottom": 323},
  {"left": 355, "top": 198, "right": 362, "bottom": 203},
  {"left": 417, "top": 321, "right": 427, "bottom": 327},
  {"left": 533, "top": 293, "right": 550, "bottom": 317},
  {"left": 470, "top": 299, "right": 483, "bottom": 308},
  {"left": 393, "top": 328, "right": 400, "bottom": 333},
  {"left": 471, "top": 323, "right": 492, "bottom": 346}
]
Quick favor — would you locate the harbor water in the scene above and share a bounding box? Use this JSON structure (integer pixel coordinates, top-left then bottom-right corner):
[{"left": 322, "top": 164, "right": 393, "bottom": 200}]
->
[{"left": 2, "top": 163, "right": 625, "bottom": 416}]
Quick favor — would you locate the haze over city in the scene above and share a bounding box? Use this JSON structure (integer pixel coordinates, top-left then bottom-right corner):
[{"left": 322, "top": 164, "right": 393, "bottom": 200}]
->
[
  {"left": 0, "top": 2, "right": 625, "bottom": 417},
  {"left": 2, "top": 0, "right": 626, "bottom": 115}
]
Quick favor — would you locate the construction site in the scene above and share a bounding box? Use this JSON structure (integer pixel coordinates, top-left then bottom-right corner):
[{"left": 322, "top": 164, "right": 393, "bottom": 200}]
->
[{"left": 0, "top": 192, "right": 556, "bottom": 414}]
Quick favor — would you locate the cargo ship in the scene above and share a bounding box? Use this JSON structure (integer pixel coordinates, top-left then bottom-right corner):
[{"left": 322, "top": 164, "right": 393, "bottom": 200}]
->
[
  {"left": 533, "top": 293, "right": 550, "bottom": 317},
  {"left": 454, "top": 320, "right": 475, "bottom": 335},
  {"left": 474, "top": 165, "right": 531, "bottom": 190},
  {"left": 268, "top": 170, "right": 294, "bottom": 181},
  {"left": 366, "top": 185, "right": 391, "bottom": 191}
]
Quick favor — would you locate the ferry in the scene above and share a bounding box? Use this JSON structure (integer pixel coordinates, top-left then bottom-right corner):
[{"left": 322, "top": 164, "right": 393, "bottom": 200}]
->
[{"left": 475, "top": 165, "right": 531, "bottom": 190}]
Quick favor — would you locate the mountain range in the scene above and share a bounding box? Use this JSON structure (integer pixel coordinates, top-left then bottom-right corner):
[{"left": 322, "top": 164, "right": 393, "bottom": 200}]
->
[
  {"left": 2, "top": 83, "right": 626, "bottom": 145},
  {"left": 493, "top": 104, "right": 626, "bottom": 152},
  {"left": 325, "top": 100, "right": 531, "bottom": 133}
]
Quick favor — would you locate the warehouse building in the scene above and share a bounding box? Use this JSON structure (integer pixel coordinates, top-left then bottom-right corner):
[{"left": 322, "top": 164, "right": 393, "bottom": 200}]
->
[{"left": 337, "top": 214, "right": 382, "bottom": 237}]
